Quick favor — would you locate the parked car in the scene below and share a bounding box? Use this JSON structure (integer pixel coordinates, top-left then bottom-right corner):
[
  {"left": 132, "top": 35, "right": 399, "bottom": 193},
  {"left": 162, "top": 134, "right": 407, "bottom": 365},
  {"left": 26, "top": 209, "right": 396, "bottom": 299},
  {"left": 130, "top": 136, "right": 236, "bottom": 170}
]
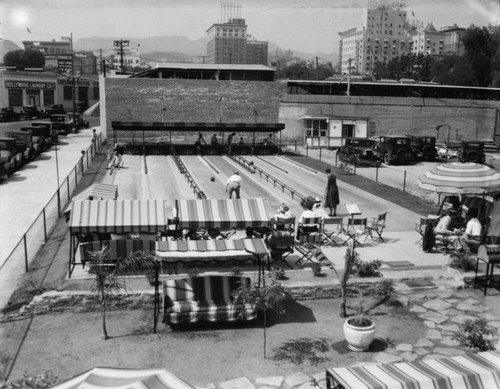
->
[
  {"left": 7, "top": 131, "right": 38, "bottom": 160},
  {"left": 50, "top": 114, "right": 71, "bottom": 135},
  {"left": 376, "top": 135, "right": 412, "bottom": 165},
  {"left": 20, "top": 106, "right": 41, "bottom": 120},
  {"left": 0, "top": 137, "right": 23, "bottom": 178},
  {"left": 67, "top": 112, "right": 90, "bottom": 130},
  {"left": 45, "top": 104, "right": 66, "bottom": 116},
  {"left": 20, "top": 125, "right": 55, "bottom": 153},
  {"left": 338, "top": 137, "right": 382, "bottom": 166},
  {"left": 458, "top": 140, "right": 486, "bottom": 163},
  {"left": 31, "top": 121, "right": 58, "bottom": 146},
  {"left": 0, "top": 107, "right": 20, "bottom": 122},
  {"left": 410, "top": 136, "right": 437, "bottom": 161}
]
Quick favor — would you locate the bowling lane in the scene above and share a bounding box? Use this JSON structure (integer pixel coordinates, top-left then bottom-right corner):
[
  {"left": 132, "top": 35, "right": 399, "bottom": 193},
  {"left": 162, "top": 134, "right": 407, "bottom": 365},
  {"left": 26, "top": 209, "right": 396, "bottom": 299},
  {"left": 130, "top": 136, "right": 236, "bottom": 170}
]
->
[
  {"left": 101, "top": 154, "right": 145, "bottom": 199},
  {"left": 244, "top": 155, "right": 420, "bottom": 231}
]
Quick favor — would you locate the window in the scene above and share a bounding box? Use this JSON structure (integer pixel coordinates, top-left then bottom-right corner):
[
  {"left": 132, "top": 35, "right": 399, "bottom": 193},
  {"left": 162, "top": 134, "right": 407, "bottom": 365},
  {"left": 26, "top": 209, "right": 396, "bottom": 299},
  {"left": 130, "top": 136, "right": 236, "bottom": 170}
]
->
[
  {"left": 8, "top": 89, "right": 22, "bottom": 107},
  {"left": 305, "top": 119, "right": 327, "bottom": 137},
  {"left": 43, "top": 90, "right": 54, "bottom": 106},
  {"left": 63, "top": 85, "right": 73, "bottom": 100}
]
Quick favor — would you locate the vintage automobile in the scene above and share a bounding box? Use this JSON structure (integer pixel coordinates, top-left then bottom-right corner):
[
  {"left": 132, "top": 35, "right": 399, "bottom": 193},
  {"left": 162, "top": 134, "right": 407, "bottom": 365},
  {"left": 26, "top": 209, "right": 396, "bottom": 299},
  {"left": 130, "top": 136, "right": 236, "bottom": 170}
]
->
[
  {"left": 20, "top": 125, "right": 55, "bottom": 153},
  {"left": 457, "top": 140, "right": 486, "bottom": 163},
  {"left": 31, "top": 121, "right": 58, "bottom": 146},
  {"left": 41, "top": 104, "right": 66, "bottom": 118},
  {"left": 50, "top": 114, "right": 71, "bottom": 135},
  {"left": 410, "top": 135, "right": 437, "bottom": 161},
  {"left": 19, "top": 106, "right": 41, "bottom": 120},
  {"left": 0, "top": 137, "right": 23, "bottom": 178},
  {"left": 7, "top": 131, "right": 38, "bottom": 160},
  {"left": 67, "top": 112, "right": 90, "bottom": 130},
  {"left": 338, "top": 137, "right": 382, "bottom": 166},
  {"left": 376, "top": 135, "right": 412, "bottom": 165},
  {"left": 0, "top": 107, "right": 20, "bottom": 122}
]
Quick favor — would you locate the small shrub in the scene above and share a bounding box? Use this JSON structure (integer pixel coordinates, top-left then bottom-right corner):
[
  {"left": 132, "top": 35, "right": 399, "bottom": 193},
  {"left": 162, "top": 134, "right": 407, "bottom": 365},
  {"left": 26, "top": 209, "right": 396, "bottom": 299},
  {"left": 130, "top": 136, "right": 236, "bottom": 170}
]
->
[
  {"left": 448, "top": 251, "right": 477, "bottom": 272},
  {"left": 354, "top": 258, "right": 382, "bottom": 277},
  {"left": 272, "top": 337, "right": 330, "bottom": 366},
  {"left": 0, "top": 372, "right": 57, "bottom": 389},
  {"left": 452, "top": 318, "right": 497, "bottom": 352},
  {"left": 270, "top": 266, "right": 287, "bottom": 280},
  {"left": 371, "top": 279, "right": 396, "bottom": 297}
]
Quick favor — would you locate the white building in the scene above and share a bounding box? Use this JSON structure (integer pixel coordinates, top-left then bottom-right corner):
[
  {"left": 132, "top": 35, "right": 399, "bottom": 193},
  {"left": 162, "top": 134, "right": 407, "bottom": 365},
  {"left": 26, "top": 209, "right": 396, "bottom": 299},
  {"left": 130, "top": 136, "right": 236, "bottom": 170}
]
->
[{"left": 412, "top": 23, "right": 444, "bottom": 55}]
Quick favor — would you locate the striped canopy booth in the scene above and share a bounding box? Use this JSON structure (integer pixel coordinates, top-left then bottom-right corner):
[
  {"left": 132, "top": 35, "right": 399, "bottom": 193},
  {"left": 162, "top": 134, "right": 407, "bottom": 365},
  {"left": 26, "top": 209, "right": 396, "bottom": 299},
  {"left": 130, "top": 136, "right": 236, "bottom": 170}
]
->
[
  {"left": 326, "top": 351, "right": 500, "bottom": 389},
  {"left": 68, "top": 199, "right": 170, "bottom": 276},
  {"left": 63, "top": 183, "right": 118, "bottom": 219},
  {"left": 176, "top": 198, "right": 270, "bottom": 230},
  {"left": 50, "top": 367, "right": 195, "bottom": 389}
]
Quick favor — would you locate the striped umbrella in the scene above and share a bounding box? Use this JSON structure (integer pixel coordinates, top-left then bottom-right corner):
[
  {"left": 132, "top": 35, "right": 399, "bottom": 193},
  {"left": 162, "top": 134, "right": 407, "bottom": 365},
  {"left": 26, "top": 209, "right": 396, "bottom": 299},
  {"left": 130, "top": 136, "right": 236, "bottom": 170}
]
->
[
  {"left": 50, "top": 367, "right": 195, "bottom": 389},
  {"left": 418, "top": 162, "right": 500, "bottom": 196}
]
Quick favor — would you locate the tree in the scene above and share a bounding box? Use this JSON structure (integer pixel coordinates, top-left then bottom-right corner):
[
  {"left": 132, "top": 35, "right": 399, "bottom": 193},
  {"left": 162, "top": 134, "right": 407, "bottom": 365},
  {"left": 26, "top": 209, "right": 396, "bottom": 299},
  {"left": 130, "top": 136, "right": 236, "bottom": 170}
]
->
[{"left": 3, "top": 49, "right": 45, "bottom": 70}]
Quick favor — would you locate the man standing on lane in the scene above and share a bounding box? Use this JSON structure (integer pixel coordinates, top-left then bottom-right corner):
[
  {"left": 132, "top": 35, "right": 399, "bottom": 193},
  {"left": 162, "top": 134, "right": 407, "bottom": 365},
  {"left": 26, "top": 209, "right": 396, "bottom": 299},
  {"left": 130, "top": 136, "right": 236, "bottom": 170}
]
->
[{"left": 226, "top": 171, "right": 242, "bottom": 199}]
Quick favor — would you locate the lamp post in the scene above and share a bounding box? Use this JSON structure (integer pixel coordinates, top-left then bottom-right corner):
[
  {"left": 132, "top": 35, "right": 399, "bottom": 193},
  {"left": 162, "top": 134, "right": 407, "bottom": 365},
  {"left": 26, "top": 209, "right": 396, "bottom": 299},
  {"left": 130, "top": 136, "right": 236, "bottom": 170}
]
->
[
  {"left": 71, "top": 70, "right": 81, "bottom": 134},
  {"left": 54, "top": 133, "right": 61, "bottom": 215}
]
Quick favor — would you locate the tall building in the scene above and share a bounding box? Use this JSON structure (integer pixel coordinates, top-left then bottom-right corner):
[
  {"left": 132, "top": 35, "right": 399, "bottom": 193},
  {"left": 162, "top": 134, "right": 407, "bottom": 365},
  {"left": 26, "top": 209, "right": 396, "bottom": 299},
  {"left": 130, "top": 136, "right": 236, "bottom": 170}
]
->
[
  {"left": 206, "top": 3, "right": 268, "bottom": 65},
  {"left": 412, "top": 23, "right": 444, "bottom": 55},
  {"left": 339, "top": 5, "right": 415, "bottom": 75},
  {"left": 23, "top": 37, "right": 73, "bottom": 73},
  {"left": 441, "top": 24, "right": 466, "bottom": 55}
]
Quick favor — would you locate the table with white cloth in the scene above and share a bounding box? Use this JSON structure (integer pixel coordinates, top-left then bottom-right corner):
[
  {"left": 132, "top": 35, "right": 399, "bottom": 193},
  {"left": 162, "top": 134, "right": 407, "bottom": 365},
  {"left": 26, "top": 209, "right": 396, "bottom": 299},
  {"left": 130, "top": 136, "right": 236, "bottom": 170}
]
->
[
  {"left": 326, "top": 351, "right": 500, "bottom": 389},
  {"left": 176, "top": 198, "right": 270, "bottom": 231}
]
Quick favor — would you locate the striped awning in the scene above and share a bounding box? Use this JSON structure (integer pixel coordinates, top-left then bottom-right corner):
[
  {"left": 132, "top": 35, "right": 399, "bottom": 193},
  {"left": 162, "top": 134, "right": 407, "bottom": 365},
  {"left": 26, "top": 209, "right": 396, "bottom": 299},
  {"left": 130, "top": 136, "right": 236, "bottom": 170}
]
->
[
  {"left": 63, "top": 183, "right": 118, "bottom": 215},
  {"left": 111, "top": 121, "right": 285, "bottom": 132},
  {"left": 326, "top": 351, "right": 500, "bottom": 389},
  {"left": 177, "top": 198, "right": 270, "bottom": 230},
  {"left": 419, "top": 162, "right": 500, "bottom": 196},
  {"left": 69, "top": 199, "right": 169, "bottom": 234},
  {"left": 50, "top": 367, "right": 195, "bottom": 389}
]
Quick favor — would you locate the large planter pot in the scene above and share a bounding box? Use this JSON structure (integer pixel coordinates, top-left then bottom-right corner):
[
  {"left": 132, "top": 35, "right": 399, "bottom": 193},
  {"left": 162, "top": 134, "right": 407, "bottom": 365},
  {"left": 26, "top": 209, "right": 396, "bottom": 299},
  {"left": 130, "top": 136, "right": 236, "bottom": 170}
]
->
[{"left": 343, "top": 318, "right": 376, "bottom": 351}]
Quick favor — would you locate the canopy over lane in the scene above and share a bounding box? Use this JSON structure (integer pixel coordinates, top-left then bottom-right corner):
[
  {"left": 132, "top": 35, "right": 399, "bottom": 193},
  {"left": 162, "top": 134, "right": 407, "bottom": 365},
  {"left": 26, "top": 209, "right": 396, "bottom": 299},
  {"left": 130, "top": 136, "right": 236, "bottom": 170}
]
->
[
  {"left": 177, "top": 198, "right": 269, "bottom": 230},
  {"left": 111, "top": 121, "right": 285, "bottom": 133},
  {"left": 326, "top": 351, "right": 500, "bottom": 389},
  {"left": 69, "top": 199, "right": 169, "bottom": 234},
  {"left": 50, "top": 367, "right": 195, "bottom": 389},
  {"left": 419, "top": 162, "right": 500, "bottom": 196},
  {"left": 63, "top": 183, "right": 118, "bottom": 216}
]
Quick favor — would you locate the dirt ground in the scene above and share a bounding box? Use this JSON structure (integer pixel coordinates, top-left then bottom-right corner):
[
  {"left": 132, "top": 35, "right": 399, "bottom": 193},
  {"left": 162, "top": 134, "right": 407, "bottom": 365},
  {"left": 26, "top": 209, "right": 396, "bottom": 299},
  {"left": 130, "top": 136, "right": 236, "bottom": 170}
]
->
[{"left": 0, "top": 297, "right": 423, "bottom": 386}]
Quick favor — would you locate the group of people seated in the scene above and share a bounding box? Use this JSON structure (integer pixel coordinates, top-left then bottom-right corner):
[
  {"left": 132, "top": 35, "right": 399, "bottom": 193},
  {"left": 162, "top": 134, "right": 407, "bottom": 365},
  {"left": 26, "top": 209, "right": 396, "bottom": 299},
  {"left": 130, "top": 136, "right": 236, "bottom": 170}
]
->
[{"left": 434, "top": 205, "right": 482, "bottom": 252}]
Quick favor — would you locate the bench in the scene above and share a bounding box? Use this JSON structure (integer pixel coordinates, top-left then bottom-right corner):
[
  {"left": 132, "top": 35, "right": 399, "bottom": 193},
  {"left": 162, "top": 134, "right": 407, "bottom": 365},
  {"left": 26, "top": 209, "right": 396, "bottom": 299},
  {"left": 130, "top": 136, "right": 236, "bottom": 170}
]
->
[{"left": 162, "top": 275, "right": 257, "bottom": 325}]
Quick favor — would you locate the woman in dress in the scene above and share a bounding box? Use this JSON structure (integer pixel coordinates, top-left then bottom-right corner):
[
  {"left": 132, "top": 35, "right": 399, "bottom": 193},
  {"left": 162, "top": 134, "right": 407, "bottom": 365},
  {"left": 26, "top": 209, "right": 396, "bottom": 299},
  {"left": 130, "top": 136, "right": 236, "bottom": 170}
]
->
[{"left": 324, "top": 167, "right": 339, "bottom": 216}]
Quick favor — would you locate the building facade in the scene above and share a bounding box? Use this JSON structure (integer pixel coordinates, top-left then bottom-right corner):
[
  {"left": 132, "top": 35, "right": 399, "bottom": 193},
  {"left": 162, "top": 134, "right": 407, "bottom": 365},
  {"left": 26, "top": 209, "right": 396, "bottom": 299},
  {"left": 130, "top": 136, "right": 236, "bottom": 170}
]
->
[
  {"left": 245, "top": 40, "right": 268, "bottom": 66},
  {"left": 411, "top": 23, "right": 444, "bottom": 55},
  {"left": 206, "top": 19, "right": 248, "bottom": 64}
]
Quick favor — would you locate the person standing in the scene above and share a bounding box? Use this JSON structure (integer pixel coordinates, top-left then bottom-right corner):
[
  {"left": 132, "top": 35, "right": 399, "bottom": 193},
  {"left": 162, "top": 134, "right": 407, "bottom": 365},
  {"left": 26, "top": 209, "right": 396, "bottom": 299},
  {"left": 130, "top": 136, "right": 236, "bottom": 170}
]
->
[
  {"left": 227, "top": 132, "right": 236, "bottom": 154},
  {"left": 225, "top": 171, "right": 242, "bottom": 199},
  {"left": 324, "top": 167, "right": 339, "bottom": 216},
  {"left": 211, "top": 133, "right": 218, "bottom": 145}
]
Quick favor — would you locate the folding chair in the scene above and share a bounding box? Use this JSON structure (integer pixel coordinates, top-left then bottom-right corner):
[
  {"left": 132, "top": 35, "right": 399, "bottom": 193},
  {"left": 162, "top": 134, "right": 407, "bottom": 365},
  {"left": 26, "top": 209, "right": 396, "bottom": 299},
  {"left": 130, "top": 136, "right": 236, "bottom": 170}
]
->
[
  {"left": 343, "top": 218, "right": 368, "bottom": 246},
  {"left": 266, "top": 216, "right": 296, "bottom": 269},
  {"left": 295, "top": 217, "right": 323, "bottom": 267},
  {"left": 415, "top": 217, "right": 432, "bottom": 246},
  {"left": 321, "top": 216, "right": 345, "bottom": 247},
  {"left": 160, "top": 217, "right": 181, "bottom": 240},
  {"left": 366, "top": 212, "right": 387, "bottom": 242}
]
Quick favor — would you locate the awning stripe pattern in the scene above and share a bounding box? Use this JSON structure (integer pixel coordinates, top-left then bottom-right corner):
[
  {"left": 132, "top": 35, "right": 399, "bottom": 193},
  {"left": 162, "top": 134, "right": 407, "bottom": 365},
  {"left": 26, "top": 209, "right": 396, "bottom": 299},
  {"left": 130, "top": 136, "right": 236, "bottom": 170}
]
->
[
  {"left": 177, "top": 198, "right": 269, "bottom": 230},
  {"left": 326, "top": 351, "right": 500, "bottom": 389},
  {"left": 63, "top": 184, "right": 118, "bottom": 215},
  {"left": 50, "top": 367, "right": 195, "bottom": 389},
  {"left": 111, "top": 121, "right": 285, "bottom": 132},
  {"left": 69, "top": 200, "right": 169, "bottom": 234},
  {"left": 419, "top": 162, "right": 500, "bottom": 195}
]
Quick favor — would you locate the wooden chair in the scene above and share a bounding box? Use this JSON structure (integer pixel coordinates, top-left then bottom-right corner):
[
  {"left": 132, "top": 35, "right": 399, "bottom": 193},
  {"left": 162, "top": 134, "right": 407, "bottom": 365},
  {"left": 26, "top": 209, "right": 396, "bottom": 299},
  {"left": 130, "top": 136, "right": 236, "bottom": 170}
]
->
[
  {"left": 415, "top": 217, "right": 432, "bottom": 246},
  {"left": 321, "top": 216, "right": 345, "bottom": 247},
  {"left": 161, "top": 217, "right": 181, "bottom": 240},
  {"left": 344, "top": 218, "right": 368, "bottom": 246},
  {"left": 295, "top": 217, "right": 323, "bottom": 267},
  {"left": 267, "top": 216, "right": 296, "bottom": 269},
  {"left": 366, "top": 212, "right": 387, "bottom": 242}
]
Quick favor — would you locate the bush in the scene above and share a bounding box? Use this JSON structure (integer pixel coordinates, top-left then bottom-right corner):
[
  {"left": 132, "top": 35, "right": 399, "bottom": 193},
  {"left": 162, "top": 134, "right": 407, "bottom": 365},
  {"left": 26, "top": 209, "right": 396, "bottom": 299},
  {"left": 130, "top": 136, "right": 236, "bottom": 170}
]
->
[
  {"left": 354, "top": 258, "right": 382, "bottom": 277},
  {"left": 448, "top": 251, "right": 476, "bottom": 272},
  {"left": 452, "top": 318, "right": 497, "bottom": 352},
  {"left": 0, "top": 372, "right": 56, "bottom": 389}
]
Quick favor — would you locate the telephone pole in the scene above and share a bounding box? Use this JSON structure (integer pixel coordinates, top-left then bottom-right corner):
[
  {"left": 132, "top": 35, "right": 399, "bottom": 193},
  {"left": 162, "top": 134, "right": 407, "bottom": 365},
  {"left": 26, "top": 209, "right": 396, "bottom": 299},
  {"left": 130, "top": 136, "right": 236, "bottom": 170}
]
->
[{"left": 113, "top": 39, "right": 129, "bottom": 72}]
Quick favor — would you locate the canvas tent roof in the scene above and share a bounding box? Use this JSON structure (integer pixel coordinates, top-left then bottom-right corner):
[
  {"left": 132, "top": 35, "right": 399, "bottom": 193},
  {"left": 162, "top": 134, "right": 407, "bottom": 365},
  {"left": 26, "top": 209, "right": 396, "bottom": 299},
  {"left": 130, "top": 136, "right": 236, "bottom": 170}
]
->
[
  {"left": 63, "top": 183, "right": 118, "bottom": 216},
  {"left": 50, "top": 367, "right": 195, "bottom": 389},
  {"left": 69, "top": 199, "right": 169, "bottom": 234}
]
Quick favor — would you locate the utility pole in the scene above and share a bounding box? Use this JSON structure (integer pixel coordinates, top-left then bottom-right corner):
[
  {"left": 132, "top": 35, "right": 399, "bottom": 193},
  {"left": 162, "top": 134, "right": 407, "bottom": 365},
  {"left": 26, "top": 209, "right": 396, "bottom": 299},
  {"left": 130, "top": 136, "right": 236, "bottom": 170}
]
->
[
  {"left": 113, "top": 39, "right": 129, "bottom": 72},
  {"left": 347, "top": 58, "right": 352, "bottom": 97},
  {"left": 315, "top": 56, "right": 320, "bottom": 80}
]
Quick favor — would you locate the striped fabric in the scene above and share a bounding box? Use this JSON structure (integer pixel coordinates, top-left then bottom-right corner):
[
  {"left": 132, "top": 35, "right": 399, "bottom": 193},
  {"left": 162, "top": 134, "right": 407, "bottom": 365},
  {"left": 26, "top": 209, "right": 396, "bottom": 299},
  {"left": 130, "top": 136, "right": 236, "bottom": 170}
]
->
[
  {"left": 177, "top": 198, "right": 269, "bottom": 230},
  {"left": 79, "top": 240, "right": 156, "bottom": 266},
  {"left": 419, "top": 162, "right": 500, "bottom": 196},
  {"left": 163, "top": 276, "right": 257, "bottom": 324},
  {"left": 50, "top": 367, "right": 195, "bottom": 389},
  {"left": 63, "top": 183, "right": 119, "bottom": 215},
  {"left": 69, "top": 200, "right": 169, "bottom": 234},
  {"left": 326, "top": 351, "right": 500, "bottom": 389},
  {"left": 155, "top": 238, "right": 268, "bottom": 264}
]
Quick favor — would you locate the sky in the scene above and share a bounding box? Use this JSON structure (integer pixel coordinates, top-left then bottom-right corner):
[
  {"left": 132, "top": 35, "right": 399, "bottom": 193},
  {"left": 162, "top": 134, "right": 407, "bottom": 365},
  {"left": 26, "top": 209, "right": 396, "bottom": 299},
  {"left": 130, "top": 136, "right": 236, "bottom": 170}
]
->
[{"left": 0, "top": 0, "right": 499, "bottom": 54}]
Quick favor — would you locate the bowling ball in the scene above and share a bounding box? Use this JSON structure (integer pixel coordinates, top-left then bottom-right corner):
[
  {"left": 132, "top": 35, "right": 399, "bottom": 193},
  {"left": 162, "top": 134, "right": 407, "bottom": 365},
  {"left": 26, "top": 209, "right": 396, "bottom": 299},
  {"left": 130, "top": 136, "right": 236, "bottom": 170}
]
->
[{"left": 210, "top": 177, "right": 215, "bottom": 182}]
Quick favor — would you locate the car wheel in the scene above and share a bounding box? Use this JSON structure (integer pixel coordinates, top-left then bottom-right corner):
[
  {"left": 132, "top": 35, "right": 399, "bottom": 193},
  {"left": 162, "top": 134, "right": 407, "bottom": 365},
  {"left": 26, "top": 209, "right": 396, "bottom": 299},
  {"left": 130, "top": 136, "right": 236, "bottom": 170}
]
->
[
  {"left": 466, "top": 150, "right": 479, "bottom": 163},
  {"left": 384, "top": 153, "right": 391, "bottom": 165}
]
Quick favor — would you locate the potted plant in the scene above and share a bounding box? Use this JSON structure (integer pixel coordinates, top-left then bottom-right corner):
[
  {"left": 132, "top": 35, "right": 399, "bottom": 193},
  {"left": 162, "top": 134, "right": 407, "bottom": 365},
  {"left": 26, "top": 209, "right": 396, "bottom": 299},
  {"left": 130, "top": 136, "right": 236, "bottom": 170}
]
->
[{"left": 331, "top": 244, "right": 376, "bottom": 351}]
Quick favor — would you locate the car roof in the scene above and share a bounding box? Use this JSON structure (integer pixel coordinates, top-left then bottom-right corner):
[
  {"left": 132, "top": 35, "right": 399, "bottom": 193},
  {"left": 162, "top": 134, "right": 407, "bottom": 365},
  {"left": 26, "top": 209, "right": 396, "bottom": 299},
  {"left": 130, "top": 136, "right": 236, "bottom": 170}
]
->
[{"left": 380, "top": 135, "right": 412, "bottom": 139}]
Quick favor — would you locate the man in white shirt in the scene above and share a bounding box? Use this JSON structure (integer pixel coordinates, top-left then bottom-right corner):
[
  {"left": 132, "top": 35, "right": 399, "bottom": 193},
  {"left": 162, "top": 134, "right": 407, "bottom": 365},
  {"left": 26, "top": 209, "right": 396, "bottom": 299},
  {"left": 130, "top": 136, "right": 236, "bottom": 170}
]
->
[{"left": 225, "top": 171, "right": 242, "bottom": 199}]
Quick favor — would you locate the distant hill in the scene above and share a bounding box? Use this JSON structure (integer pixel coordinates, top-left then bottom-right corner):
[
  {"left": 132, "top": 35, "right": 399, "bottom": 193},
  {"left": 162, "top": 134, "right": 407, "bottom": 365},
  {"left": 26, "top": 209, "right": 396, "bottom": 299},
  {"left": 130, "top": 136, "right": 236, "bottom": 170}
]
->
[
  {"left": 75, "top": 35, "right": 338, "bottom": 64},
  {"left": 0, "top": 40, "right": 22, "bottom": 62}
]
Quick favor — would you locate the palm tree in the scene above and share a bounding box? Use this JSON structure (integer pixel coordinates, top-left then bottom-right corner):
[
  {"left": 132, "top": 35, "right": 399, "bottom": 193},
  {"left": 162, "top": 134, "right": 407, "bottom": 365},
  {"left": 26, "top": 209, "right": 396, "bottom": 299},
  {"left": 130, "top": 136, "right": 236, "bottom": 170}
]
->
[{"left": 88, "top": 247, "right": 158, "bottom": 340}]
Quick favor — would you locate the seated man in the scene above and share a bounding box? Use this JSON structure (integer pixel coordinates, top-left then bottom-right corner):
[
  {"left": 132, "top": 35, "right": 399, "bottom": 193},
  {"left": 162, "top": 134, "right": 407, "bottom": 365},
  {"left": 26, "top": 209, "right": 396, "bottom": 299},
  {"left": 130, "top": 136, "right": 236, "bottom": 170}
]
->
[
  {"left": 107, "top": 150, "right": 123, "bottom": 170},
  {"left": 297, "top": 198, "right": 324, "bottom": 239},
  {"left": 434, "top": 209, "right": 461, "bottom": 250},
  {"left": 268, "top": 203, "right": 294, "bottom": 250},
  {"left": 271, "top": 203, "right": 294, "bottom": 229},
  {"left": 454, "top": 208, "right": 482, "bottom": 252}
]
